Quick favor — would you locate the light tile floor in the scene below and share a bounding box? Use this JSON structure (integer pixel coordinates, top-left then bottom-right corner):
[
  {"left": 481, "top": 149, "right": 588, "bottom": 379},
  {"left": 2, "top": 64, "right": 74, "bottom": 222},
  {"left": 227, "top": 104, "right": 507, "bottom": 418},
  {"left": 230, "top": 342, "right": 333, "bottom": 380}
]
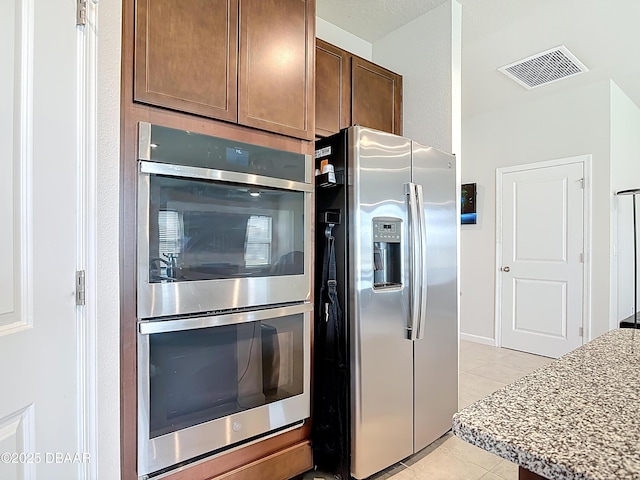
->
[{"left": 304, "top": 340, "right": 552, "bottom": 480}]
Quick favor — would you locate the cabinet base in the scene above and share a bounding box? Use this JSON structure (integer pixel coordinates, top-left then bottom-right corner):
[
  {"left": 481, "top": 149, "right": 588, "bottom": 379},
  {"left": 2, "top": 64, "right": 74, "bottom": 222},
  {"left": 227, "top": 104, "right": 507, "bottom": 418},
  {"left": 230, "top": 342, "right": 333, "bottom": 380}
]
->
[
  {"left": 213, "top": 441, "right": 312, "bottom": 480},
  {"left": 519, "top": 466, "right": 549, "bottom": 480}
]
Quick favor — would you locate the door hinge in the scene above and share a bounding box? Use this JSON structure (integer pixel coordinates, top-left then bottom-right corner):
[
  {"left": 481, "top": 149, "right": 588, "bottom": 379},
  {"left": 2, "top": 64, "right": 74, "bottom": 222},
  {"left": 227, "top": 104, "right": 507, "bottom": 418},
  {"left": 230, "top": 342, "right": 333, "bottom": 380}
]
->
[
  {"left": 76, "top": 270, "right": 86, "bottom": 306},
  {"left": 579, "top": 178, "right": 585, "bottom": 189},
  {"left": 580, "top": 252, "right": 584, "bottom": 263},
  {"left": 76, "top": 0, "right": 87, "bottom": 26},
  {"left": 579, "top": 326, "right": 584, "bottom": 337}
]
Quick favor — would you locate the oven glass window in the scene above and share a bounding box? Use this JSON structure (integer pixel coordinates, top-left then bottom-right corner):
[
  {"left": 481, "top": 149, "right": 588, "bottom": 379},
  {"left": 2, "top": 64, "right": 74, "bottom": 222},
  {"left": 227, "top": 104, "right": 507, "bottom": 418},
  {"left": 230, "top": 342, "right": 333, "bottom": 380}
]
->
[
  {"left": 148, "top": 314, "right": 304, "bottom": 439},
  {"left": 148, "top": 174, "right": 305, "bottom": 283}
]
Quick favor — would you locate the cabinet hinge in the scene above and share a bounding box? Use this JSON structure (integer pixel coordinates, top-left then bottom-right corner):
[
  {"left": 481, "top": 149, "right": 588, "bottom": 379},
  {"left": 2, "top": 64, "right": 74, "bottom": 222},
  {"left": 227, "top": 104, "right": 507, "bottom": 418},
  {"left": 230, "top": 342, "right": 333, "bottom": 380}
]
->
[
  {"left": 580, "top": 252, "right": 584, "bottom": 263},
  {"left": 76, "top": 270, "right": 86, "bottom": 306},
  {"left": 76, "top": 0, "right": 87, "bottom": 26},
  {"left": 579, "top": 326, "right": 584, "bottom": 337},
  {"left": 579, "top": 178, "right": 585, "bottom": 189}
]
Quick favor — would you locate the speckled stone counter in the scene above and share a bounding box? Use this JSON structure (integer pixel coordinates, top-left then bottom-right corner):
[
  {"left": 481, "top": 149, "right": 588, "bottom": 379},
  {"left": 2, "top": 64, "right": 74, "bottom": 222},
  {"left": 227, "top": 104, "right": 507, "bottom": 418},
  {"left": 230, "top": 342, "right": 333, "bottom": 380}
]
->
[{"left": 452, "top": 328, "right": 640, "bottom": 480}]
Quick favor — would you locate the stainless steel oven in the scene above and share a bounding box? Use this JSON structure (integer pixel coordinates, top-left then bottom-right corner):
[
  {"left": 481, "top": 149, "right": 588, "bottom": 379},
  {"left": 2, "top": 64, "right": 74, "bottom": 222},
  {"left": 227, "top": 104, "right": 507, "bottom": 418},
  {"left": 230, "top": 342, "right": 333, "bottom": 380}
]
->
[
  {"left": 135, "top": 122, "right": 314, "bottom": 476},
  {"left": 137, "top": 303, "right": 311, "bottom": 476},
  {"left": 137, "top": 122, "right": 313, "bottom": 319}
]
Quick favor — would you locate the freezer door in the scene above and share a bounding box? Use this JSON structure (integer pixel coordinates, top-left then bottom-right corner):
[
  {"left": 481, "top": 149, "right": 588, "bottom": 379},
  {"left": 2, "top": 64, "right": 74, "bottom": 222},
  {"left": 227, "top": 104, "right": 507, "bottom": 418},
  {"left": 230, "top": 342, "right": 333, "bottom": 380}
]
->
[
  {"left": 348, "top": 127, "right": 414, "bottom": 479},
  {"left": 411, "top": 143, "right": 458, "bottom": 452}
]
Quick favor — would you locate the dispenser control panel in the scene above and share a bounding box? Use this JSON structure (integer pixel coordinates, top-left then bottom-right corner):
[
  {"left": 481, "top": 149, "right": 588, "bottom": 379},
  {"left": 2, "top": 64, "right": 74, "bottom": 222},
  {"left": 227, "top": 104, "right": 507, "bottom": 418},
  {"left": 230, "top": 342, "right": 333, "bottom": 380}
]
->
[
  {"left": 372, "top": 218, "right": 402, "bottom": 289},
  {"left": 373, "top": 220, "right": 401, "bottom": 243}
]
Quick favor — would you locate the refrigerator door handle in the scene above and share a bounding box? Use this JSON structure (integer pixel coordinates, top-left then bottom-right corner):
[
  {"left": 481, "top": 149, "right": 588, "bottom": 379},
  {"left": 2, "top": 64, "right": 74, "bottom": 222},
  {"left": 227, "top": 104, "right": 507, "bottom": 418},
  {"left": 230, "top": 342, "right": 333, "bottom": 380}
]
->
[
  {"left": 406, "top": 182, "right": 421, "bottom": 341},
  {"left": 415, "top": 184, "right": 428, "bottom": 340}
]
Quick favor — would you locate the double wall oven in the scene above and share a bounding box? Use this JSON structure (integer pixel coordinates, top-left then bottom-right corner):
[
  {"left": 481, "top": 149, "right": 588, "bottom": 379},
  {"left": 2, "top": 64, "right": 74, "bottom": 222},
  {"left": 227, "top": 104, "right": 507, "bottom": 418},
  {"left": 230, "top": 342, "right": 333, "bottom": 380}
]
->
[{"left": 136, "top": 123, "right": 313, "bottom": 477}]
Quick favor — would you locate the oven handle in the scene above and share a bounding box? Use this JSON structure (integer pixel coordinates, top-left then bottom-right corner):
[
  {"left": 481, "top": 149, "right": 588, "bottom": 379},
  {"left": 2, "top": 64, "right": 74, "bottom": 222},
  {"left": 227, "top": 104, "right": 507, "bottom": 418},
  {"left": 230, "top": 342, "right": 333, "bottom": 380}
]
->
[
  {"left": 139, "top": 160, "right": 313, "bottom": 193},
  {"left": 138, "top": 303, "right": 313, "bottom": 335}
]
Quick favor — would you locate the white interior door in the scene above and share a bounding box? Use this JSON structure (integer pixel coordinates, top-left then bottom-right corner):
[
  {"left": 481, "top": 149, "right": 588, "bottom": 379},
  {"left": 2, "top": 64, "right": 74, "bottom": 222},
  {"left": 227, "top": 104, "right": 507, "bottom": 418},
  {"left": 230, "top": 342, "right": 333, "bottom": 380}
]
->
[
  {"left": 497, "top": 159, "right": 586, "bottom": 358},
  {"left": 0, "top": 0, "right": 81, "bottom": 478}
]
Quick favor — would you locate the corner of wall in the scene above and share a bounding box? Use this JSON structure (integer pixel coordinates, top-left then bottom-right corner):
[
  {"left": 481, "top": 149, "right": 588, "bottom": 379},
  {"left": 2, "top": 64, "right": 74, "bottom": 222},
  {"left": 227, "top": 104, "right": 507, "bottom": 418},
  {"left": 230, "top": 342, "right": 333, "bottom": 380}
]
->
[
  {"left": 96, "top": 0, "right": 123, "bottom": 478},
  {"left": 372, "top": 2, "right": 455, "bottom": 152},
  {"left": 315, "top": 17, "right": 372, "bottom": 60},
  {"left": 451, "top": 0, "right": 463, "bottom": 346},
  {"left": 451, "top": 0, "right": 462, "bottom": 158},
  {"left": 609, "top": 78, "right": 640, "bottom": 330}
]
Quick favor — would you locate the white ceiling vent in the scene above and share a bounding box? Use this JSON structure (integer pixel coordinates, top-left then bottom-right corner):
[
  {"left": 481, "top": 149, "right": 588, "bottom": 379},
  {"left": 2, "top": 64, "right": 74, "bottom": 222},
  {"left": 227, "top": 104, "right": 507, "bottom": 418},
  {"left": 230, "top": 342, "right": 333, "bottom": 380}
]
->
[{"left": 498, "top": 45, "right": 588, "bottom": 89}]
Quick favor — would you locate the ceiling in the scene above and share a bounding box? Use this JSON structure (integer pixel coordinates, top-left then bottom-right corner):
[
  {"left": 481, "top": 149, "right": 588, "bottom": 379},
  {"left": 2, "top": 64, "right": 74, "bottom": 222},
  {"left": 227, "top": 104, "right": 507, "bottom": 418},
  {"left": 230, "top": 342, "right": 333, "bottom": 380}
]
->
[
  {"left": 316, "top": 0, "right": 640, "bottom": 118},
  {"left": 316, "top": 0, "right": 448, "bottom": 42}
]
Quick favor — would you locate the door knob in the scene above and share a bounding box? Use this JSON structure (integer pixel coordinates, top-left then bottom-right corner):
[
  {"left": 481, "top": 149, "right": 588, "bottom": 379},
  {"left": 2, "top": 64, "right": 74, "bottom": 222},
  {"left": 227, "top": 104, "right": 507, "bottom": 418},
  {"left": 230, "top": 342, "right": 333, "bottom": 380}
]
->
[{"left": 501, "top": 266, "right": 510, "bottom": 272}]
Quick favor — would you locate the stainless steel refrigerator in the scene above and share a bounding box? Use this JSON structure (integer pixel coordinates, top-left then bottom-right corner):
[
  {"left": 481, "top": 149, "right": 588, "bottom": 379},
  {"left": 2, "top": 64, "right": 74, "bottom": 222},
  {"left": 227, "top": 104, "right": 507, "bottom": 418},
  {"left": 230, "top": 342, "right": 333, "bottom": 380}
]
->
[{"left": 313, "top": 126, "right": 458, "bottom": 479}]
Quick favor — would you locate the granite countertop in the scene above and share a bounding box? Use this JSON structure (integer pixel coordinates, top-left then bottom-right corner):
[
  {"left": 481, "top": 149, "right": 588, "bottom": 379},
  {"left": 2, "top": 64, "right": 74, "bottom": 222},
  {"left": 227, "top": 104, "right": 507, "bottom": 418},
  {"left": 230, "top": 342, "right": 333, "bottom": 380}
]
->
[{"left": 452, "top": 328, "right": 640, "bottom": 480}]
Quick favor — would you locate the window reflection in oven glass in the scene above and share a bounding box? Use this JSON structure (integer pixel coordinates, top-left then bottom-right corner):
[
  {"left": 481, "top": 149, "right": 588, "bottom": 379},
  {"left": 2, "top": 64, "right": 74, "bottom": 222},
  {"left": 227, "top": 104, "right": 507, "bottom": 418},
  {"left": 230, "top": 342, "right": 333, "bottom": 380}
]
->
[
  {"left": 148, "top": 175, "right": 305, "bottom": 283},
  {"left": 148, "top": 314, "right": 304, "bottom": 439}
]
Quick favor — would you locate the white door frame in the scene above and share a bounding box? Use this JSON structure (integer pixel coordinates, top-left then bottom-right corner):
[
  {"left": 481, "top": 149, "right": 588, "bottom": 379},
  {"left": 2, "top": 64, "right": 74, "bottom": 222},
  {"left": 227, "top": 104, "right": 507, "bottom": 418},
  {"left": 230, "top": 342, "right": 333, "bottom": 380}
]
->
[
  {"left": 77, "top": 2, "right": 99, "bottom": 478},
  {"left": 494, "top": 155, "right": 593, "bottom": 349}
]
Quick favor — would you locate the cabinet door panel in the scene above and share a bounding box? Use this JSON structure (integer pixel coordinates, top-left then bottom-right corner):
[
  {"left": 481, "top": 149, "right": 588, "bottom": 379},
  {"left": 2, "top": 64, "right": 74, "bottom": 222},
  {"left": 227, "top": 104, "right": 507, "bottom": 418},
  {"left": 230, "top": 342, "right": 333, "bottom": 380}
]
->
[
  {"left": 134, "top": 0, "right": 238, "bottom": 121},
  {"left": 239, "top": 0, "right": 315, "bottom": 140},
  {"left": 315, "top": 39, "right": 350, "bottom": 137},
  {"left": 351, "top": 57, "right": 402, "bottom": 135}
]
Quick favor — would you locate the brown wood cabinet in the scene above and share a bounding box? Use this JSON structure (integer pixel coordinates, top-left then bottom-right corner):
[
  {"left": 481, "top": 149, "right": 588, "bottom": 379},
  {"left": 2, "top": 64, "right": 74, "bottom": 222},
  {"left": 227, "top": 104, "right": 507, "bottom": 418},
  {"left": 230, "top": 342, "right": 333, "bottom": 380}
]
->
[
  {"left": 134, "top": 0, "right": 238, "bottom": 122},
  {"left": 123, "top": 1, "right": 316, "bottom": 479},
  {"left": 134, "top": 0, "right": 315, "bottom": 140},
  {"left": 238, "top": 0, "right": 315, "bottom": 139},
  {"left": 315, "top": 39, "right": 402, "bottom": 137},
  {"left": 315, "top": 39, "right": 350, "bottom": 137},
  {"left": 351, "top": 56, "right": 402, "bottom": 135}
]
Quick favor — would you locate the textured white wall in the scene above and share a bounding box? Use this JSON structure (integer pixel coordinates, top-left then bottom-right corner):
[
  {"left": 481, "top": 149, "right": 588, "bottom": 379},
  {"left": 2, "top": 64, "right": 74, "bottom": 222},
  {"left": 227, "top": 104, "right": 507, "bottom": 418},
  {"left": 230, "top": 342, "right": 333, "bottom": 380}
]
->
[
  {"left": 461, "top": 81, "right": 612, "bottom": 343},
  {"left": 316, "top": 17, "right": 372, "bottom": 60},
  {"left": 317, "top": 3, "right": 462, "bottom": 153},
  {"left": 372, "top": 1, "right": 461, "bottom": 153},
  {"left": 611, "top": 82, "right": 640, "bottom": 326},
  {"left": 96, "top": 0, "right": 122, "bottom": 477}
]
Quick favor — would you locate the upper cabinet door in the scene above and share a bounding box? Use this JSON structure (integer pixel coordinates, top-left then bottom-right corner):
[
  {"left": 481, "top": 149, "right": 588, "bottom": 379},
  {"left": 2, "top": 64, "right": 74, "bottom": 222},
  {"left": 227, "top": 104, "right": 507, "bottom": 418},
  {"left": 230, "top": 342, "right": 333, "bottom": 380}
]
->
[
  {"left": 134, "top": 0, "right": 239, "bottom": 122},
  {"left": 351, "top": 57, "right": 403, "bottom": 136},
  {"left": 238, "top": 0, "right": 315, "bottom": 140},
  {"left": 315, "top": 39, "right": 350, "bottom": 138}
]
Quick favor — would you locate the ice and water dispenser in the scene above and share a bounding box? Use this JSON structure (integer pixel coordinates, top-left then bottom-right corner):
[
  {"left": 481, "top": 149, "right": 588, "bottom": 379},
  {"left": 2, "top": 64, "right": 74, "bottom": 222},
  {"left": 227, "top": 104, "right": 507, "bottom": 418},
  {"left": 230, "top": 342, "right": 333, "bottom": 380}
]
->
[{"left": 372, "top": 218, "right": 402, "bottom": 289}]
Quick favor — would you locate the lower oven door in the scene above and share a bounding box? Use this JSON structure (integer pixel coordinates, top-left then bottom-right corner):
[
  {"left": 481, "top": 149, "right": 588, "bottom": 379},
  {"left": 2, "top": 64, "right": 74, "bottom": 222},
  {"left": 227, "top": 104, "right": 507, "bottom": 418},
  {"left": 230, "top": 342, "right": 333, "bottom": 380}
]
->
[{"left": 137, "top": 303, "right": 311, "bottom": 476}]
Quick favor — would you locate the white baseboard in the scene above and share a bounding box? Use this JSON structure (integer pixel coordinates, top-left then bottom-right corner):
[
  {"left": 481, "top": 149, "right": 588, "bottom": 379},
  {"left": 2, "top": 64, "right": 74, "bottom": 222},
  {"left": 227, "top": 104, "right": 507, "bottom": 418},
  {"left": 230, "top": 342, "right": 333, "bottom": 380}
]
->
[{"left": 460, "top": 332, "right": 496, "bottom": 346}]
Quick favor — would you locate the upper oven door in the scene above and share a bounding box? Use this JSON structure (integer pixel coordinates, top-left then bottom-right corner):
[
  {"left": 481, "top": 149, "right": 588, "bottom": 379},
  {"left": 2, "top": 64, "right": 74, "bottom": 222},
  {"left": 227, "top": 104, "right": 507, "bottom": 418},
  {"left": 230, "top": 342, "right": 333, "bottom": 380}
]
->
[{"left": 137, "top": 124, "right": 313, "bottom": 319}]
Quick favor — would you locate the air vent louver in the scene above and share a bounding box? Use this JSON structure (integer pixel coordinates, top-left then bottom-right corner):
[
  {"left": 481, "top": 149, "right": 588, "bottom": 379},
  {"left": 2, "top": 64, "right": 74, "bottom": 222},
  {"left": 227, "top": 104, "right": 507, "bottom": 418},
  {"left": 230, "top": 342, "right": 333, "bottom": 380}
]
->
[{"left": 498, "top": 45, "right": 588, "bottom": 89}]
